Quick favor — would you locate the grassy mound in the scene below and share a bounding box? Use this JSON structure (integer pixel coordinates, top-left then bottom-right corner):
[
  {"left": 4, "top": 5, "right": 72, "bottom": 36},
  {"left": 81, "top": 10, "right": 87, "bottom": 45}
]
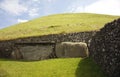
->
[
  {"left": 0, "top": 13, "right": 119, "bottom": 40},
  {"left": 0, "top": 58, "right": 107, "bottom": 77}
]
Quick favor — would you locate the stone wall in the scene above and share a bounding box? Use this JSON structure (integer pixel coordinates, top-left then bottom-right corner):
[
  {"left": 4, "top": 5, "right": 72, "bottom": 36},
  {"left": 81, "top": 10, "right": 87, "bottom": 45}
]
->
[
  {"left": 16, "top": 31, "right": 96, "bottom": 43},
  {"left": 89, "top": 18, "right": 120, "bottom": 77},
  {"left": 0, "top": 31, "right": 96, "bottom": 58},
  {"left": 0, "top": 41, "right": 14, "bottom": 58}
]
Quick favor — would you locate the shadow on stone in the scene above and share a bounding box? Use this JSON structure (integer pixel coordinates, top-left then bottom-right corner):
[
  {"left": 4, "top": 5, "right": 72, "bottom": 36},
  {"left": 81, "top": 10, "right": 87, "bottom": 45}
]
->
[{"left": 75, "top": 58, "right": 107, "bottom": 77}]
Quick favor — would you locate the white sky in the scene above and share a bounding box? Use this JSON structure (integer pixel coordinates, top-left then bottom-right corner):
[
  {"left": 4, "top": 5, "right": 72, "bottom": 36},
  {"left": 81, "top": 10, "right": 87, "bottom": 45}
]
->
[
  {"left": 0, "top": 0, "right": 120, "bottom": 29},
  {"left": 70, "top": 0, "right": 120, "bottom": 15}
]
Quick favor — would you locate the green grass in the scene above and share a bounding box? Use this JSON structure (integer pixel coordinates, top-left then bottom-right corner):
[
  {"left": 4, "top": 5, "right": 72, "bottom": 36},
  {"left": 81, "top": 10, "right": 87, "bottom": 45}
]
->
[
  {"left": 0, "top": 13, "right": 119, "bottom": 40},
  {"left": 0, "top": 58, "right": 107, "bottom": 77}
]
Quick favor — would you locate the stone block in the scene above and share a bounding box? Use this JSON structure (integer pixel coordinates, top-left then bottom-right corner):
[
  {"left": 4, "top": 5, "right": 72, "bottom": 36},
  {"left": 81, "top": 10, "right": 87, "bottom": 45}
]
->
[{"left": 56, "top": 42, "right": 89, "bottom": 58}]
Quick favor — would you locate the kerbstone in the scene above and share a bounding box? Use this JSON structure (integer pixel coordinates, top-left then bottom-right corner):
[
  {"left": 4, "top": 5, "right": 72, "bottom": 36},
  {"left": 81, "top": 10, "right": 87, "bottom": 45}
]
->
[
  {"left": 56, "top": 42, "right": 89, "bottom": 58},
  {"left": 12, "top": 45, "right": 53, "bottom": 60}
]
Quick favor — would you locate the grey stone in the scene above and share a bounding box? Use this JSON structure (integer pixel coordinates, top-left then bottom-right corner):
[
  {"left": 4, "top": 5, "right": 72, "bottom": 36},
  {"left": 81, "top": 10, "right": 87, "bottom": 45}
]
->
[
  {"left": 56, "top": 42, "right": 89, "bottom": 58},
  {"left": 12, "top": 45, "right": 53, "bottom": 60}
]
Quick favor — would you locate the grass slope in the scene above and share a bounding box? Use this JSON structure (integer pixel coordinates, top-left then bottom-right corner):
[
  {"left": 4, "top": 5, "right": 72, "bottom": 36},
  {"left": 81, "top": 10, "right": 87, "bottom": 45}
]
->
[
  {"left": 0, "top": 58, "right": 107, "bottom": 77},
  {"left": 0, "top": 13, "right": 119, "bottom": 40}
]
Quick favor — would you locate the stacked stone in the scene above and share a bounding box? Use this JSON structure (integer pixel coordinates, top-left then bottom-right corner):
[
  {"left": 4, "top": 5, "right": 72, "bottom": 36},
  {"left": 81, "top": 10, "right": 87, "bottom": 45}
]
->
[
  {"left": 0, "top": 41, "right": 14, "bottom": 58},
  {"left": 0, "top": 31, "right": 96, "bottom": 58},
  {"left": 89, "top": 18, "right": 120, "bottom": 77},
  {"left": 15, "top": 31, "right": 96, "bottom": 44}
]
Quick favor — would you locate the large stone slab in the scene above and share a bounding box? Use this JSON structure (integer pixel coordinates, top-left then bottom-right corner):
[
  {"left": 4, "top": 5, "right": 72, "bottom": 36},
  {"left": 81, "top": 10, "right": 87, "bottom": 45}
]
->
[
  {"left": 11, "top": 44, "right": 53, "bottom": 60},
  {"left": 56, "top": 42, "right": 89, "bottom": 58}
]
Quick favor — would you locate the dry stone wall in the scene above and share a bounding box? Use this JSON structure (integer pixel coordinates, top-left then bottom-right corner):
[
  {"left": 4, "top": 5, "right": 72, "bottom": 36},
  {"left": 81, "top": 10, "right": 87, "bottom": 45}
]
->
[
  {"left": 0, "top": 41, "right": 14, "bottom": 58},
  {"left": 16, "top": 31, "right": 96, "bottom": 43},
  {"left": 0, "top": 31, "right": 96, "bottom": 58},
  {"left": 89, "top": 18, "right": 120, "bottom": 77}
]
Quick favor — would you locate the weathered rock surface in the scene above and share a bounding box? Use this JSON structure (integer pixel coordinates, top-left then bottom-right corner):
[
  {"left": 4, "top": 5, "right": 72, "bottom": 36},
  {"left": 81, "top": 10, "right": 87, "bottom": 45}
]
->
[
  {"left": 89, "top": 18, "right": 120, "bottom": 77},
  {"left": 12, "top": 45, "right": 53, "bottom": 60},
  {"left": 56, "top": 42, "right": 89, "bottom": 58},
  {"left": 0, "top": 41, "right": 14, "bottom": 58}
]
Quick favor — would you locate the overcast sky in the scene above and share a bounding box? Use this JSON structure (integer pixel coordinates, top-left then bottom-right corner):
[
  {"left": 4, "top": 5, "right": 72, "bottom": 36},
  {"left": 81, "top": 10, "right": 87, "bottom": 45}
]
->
[{"left": 0, "top": 0, "right": 120, "bottom": 29}]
